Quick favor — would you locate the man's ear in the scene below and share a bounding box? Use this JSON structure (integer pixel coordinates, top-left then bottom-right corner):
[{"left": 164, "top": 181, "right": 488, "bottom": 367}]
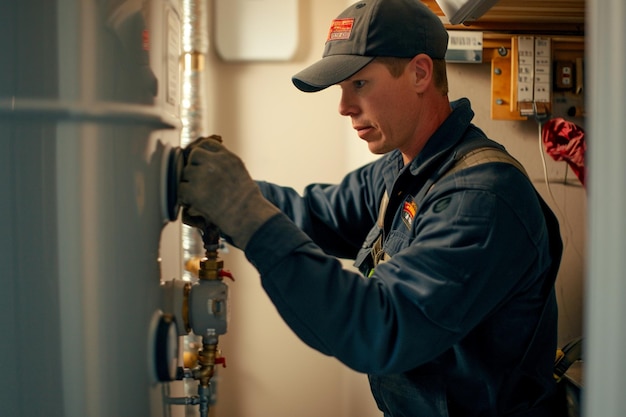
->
[{"left": 410, "top": 54, "right": 434, "bottom": 93}]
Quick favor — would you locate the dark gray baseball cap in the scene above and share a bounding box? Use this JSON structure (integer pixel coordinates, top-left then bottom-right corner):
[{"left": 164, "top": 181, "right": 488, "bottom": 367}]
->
[{"left": 292, "top": 0, "right": 449, "bottom": 92}]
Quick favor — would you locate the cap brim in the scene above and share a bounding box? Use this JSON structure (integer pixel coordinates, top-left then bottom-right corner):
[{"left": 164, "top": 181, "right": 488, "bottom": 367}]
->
[{"left": 292, "top": 55, "right": 375, "bottom": 93}]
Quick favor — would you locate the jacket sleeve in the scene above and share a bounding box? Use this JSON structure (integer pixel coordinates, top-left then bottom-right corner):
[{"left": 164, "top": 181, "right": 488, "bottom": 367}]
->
[
  {"left": 245, "top": 165, "right": 554, "bottom": 375},
  {"left": 256, "top": 160, "right": 385, "bottom": 259}
]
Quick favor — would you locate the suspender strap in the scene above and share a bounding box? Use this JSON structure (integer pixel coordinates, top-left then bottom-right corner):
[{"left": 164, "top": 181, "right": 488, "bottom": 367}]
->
[
  {"left": 377, "top": 191, "right": 389, "bottom": 229},
  {"left": 442, "top": 147, "right": 528, "bottom": 180}
]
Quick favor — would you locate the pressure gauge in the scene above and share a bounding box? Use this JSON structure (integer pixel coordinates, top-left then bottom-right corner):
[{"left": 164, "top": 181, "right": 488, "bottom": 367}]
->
[{"left": 149, "top": 310, "right": 180, "bottom": 382}]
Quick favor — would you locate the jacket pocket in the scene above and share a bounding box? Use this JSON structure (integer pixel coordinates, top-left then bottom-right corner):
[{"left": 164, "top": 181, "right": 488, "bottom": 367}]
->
[{"left": 369, "top": 373, "right": 449, "bottom": 417}]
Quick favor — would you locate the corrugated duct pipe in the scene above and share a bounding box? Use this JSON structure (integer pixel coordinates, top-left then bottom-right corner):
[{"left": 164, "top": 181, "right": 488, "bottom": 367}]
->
[
  {"left": 181, "top": 0, "right": 211, "bottom": 414},
  {"left": 181, "top": 0, "right": 209, "bottom": 265}
]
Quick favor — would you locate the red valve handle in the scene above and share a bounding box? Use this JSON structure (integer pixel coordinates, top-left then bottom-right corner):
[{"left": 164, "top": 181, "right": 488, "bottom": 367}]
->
[
  {"left": 215, "top": 356, "right": 227, "bottom": 368},
  {"left": 218, "top": 269, "right": 235, "bottom": 281}
]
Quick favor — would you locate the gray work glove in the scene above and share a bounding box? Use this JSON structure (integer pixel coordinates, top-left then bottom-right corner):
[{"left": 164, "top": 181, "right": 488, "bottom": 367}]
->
[{"left": 178, "top": 136, "right": 281, "bottom": 250}]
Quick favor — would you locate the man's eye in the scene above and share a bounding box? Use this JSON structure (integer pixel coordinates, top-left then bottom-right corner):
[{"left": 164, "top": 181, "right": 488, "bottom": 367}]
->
[{"left": 353, "top": 80, "right": 366, "bottom": 89}]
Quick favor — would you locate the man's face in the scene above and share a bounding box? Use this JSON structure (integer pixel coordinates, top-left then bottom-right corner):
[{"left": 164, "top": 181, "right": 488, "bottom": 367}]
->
[{"left": 337, "top": 60, "right": 421, "bottom": 158}]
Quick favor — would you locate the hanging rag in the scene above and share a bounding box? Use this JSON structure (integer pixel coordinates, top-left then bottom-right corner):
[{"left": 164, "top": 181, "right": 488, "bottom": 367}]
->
[{"left": 541, "top": 117, "right": 586, "bottom": 187}]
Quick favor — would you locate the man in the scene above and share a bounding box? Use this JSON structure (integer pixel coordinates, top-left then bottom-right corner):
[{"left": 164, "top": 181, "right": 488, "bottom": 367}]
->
[{"left": 178, "top": 0, "right": 563, "bottom": 415}]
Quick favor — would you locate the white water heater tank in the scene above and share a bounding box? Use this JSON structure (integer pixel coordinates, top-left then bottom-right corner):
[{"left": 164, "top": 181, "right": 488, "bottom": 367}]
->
[{"left": 0, "top": 0, "right": 185, "bottom": 416}]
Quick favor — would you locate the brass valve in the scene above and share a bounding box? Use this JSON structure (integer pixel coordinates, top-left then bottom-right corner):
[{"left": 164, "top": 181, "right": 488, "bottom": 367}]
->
[
  {"left": 198, "top": 250, "right": 223, "bottom": 281},
  {"left": 194, "top": 340, "right": 218, "bottom": 387}
]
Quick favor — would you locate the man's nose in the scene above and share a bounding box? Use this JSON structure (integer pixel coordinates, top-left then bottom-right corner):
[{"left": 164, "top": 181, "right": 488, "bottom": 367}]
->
[{"left": 338, "top": 91, "right": 358, "bottom": 116}]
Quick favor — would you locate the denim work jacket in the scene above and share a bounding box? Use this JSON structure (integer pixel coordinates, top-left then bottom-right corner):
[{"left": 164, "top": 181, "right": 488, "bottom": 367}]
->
[{"left": 247, "top": 98, "right": 562, "bottom": 417}]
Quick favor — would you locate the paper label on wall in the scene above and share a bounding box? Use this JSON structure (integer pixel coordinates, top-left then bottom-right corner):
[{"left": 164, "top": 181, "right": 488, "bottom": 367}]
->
[
  {"left": 517, "top": 36, "right": 535, "bottom": 103},
  {"left": 534, "top": 38, "right": 552, "bottom": 102},
  {"left": 166, "top": 9, "right": 181, "bottom": 106},
  {"left": 445, "top": 31, "right": 483, "bottom": 63}
]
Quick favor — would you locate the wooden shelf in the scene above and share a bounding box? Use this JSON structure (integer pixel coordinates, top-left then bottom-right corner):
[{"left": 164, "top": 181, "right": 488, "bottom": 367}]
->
[{"left": 422, "top": 0, "right": 585, "bottom": 34}]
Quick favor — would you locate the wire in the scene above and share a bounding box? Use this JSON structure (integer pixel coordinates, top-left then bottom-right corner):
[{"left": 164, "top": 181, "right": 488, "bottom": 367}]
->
[
  {"left": 537, "top": 120, "right": 583, "bottom": 262},
  {"left": 537, "top": 121, "right": 561, "bottom": 215}
]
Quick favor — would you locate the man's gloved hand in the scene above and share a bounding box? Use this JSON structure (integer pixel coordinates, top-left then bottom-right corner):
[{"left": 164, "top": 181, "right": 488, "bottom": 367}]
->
[{"left": 178, "top": 136, "right": 281, "bottom": 249}]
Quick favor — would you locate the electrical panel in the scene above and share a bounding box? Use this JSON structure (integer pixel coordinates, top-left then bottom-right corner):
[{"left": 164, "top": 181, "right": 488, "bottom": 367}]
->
[{"left": 486, "top": 34, "right": 584, "bottom": 121}]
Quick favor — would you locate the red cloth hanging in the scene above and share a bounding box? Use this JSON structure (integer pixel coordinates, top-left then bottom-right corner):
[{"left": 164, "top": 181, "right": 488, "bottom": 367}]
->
[{"left": 541, "top": 118, "right": 586, "bottom": 187}]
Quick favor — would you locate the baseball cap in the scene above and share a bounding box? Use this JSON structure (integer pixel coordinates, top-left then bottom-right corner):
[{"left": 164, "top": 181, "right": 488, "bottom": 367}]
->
[{"left": 292, "top": 0, "right": 449, "bottom": 93}]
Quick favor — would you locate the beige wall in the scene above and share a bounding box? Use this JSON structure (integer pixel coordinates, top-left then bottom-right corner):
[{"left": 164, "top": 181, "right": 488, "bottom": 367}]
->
[{"left": 202, "top": 1, "right": 587, "bottom": 416}]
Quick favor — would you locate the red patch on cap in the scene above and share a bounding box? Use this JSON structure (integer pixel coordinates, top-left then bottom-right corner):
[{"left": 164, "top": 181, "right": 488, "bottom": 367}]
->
[{"left": 327, "top": 18, "right": 354, "bottom": 41}]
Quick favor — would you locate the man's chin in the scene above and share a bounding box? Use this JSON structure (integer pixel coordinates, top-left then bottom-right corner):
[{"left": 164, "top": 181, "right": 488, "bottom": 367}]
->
[{"left": 366, "top": 143, "right": 390, "bottom": 156}]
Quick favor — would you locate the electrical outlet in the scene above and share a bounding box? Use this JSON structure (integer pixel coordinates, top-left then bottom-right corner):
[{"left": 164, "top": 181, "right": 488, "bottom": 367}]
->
[{"left": 554, "top": 61, "right": 575, "bottom": 91}]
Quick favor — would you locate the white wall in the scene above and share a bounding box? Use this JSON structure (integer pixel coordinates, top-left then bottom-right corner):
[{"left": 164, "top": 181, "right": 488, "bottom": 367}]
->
[{"left": 200, "top": 1, "right": 587, "bottom": 416}]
